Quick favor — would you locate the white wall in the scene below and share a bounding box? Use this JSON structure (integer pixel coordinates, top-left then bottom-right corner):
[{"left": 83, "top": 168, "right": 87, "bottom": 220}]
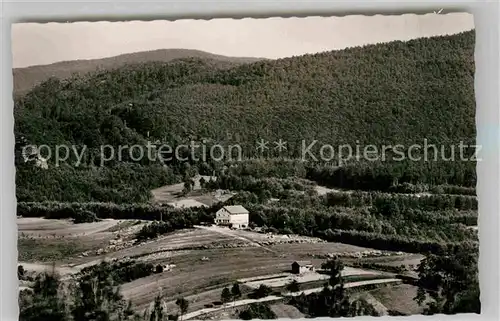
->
[
  {"left": 229, "top": 213, "right": 249, "bottom": 226},
  {"left": 215, "top": 208, "right": 230, "bottom": 224},
  {"left": 215, "top": 209, "right": 248, "bottom": 227}
]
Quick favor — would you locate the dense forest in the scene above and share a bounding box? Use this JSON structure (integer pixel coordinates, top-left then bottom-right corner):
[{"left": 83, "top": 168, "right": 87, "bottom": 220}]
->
[{"left": 15, "top": 31, "right": 476, "bottom": 203}]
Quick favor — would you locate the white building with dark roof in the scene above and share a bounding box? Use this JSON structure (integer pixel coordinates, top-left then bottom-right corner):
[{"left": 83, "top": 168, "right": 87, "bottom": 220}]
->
[{"left": 215, "top": 205, "right": 249, "bottom": 229}]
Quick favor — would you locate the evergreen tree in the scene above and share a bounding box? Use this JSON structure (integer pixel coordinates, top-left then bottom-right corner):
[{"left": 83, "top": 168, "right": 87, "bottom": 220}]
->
[
  {"left": 149, "top": 295, "right": 164, "bottom": 321},
  {"left": 230, "top": 282, "right": 242, "bottom": 308},
  {"left": 71, "top": 272, "right": 127, "bottom": 321},
  {"left": 415, "top": 245, "right": 480, "bottom": 314},
  {"left": 221, "top": 287, "right": 231, "bottom": 306},
  {"left": 19, "top": 271, "right": 67, "bottom": 321},
  {"left": 175, "top": 298, "right": 189, "bottom": 321},
  {"left": 286, "top": 279, "right": 300, "bottom": 294}
]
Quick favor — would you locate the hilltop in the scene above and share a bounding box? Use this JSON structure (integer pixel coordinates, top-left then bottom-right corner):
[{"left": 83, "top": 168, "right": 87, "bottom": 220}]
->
[{"left": 12, "top": 48, "right": 264, "bottom": 95}]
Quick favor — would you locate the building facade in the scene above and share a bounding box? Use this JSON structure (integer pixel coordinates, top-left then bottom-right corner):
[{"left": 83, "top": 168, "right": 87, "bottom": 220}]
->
[{"left": 214, "top": 205, "right": 249, "bottom": 229}]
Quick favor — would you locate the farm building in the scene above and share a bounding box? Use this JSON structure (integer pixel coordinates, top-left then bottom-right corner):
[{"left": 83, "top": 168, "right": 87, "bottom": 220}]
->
[
  {"left": 214, "top": 205, "right": 249, "bottom": 229},
  {"left": 292, "top": 261, "right": 315, "bottom": 274}
]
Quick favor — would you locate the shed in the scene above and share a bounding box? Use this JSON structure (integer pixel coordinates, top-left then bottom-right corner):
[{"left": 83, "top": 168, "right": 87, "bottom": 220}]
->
[{"left": 292, "top": 261, "right": 314, "bottom": 274}]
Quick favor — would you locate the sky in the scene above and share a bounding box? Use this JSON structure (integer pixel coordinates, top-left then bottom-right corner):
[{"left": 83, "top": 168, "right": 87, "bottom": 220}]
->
[{"left": 11, "top": 13, "right": 474, "bottom": 68}]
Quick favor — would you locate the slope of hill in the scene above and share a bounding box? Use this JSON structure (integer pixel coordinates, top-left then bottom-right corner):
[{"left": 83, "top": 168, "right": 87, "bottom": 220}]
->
[
  {"left": 14, "top": 30, "right": 476, "bottom": 202},
  {"left": 12, "top": 49, "right": 264, "bottom": 95}
]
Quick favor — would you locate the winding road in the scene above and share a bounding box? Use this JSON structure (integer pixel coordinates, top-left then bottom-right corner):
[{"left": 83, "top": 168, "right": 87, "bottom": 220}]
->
[{"left": 183, "top": 278, "right": 402, "bottom": 320}]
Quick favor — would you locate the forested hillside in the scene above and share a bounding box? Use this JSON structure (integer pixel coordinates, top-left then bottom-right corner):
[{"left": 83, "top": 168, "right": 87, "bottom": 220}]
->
[
  {"left": 14, "top": 31, "right": 476, "bottom": 202},
  {"left": 13, "top": 48, "right": 263, "bottom": 96}
]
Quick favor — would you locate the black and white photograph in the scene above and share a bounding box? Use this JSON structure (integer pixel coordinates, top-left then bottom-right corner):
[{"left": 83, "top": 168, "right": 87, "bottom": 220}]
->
[{"left": 12, "top": 12, "right": 479, "bottom": 320}]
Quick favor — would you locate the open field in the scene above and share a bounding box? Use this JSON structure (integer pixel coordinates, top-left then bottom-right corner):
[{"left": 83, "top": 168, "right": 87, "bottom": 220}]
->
[
  {"left": 18, "top": 217, "right": 121, "bottom": 238},
  {"left": 357, "top": 254, "right": 423, "bottom": 267},
  {"left": 16, "top": 218, "right": 394, "bottom": 304},
  {"left": 22, "top": 219, "right": 379, "bottom": 268},
  {"left": 120, "top": 245, "right": 319, "bottom": 310},
  {"left": 17, "top": 206, "right": 444, "bottom": 320},
  {"left": 353, "top": 254, "right": 424, "bottom": 277},
  {"left": 17, "top": 218, "right": 423, "bottom": 317},
  {"left": 270, "top": 303, "right": 305, "bottom": 318},
  {"left": 119, "top": 247, "right": 401, "bottom": 312},
  {"left": 18, "top": 237, "right": 100, "bottom": 263},
  {"left": 151, "top": 175, "right": 235, "bottom": 207},
  {"left": 18, "top": 218, "right": 147, "bottom": 263},
  {"left": 115, "top": 227, "right": 394, "bottom": 311}
]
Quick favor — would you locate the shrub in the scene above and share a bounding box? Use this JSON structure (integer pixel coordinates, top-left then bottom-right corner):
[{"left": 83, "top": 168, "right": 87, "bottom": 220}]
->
[
  {"left": 73, "top": 209, "right": 98, "bottom": 224},
  {"left": 250, "top": 285, "right": 273, "bottom": 299},
  {"left": 78, "top": 260, "right": 155, "bottom": 285},
  {"left": 239, "top": 303, "right": 277, "bottom": 320},
  {"left": 18, "top": 265, "right": 25, "bottom": 279}
]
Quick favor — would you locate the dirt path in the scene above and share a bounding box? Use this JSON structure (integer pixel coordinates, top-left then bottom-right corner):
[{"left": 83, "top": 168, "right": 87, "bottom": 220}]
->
[
  {"left": 184, "top": 295, "right": 283, "bottom": 320},
  {"left": 288, "top": 278, "right": 402, "bottom": 296},
  {"left": 18, "top": 262, "right": 79, "bottom": 276}
]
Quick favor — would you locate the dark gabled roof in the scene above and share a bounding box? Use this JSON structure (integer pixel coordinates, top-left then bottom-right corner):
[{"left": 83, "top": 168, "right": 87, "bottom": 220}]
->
[{"left": 292, "top": 260, "right": 313, "bottom": 266}]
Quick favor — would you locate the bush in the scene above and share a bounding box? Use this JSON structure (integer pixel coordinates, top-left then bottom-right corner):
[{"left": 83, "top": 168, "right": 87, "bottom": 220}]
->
[
  {"left": 73, "top": 209, "right": 98, "bottom": 224},
  {"left": 439, "top": 185, "right": 476, "bottom": 196},
  {"left": 249, "top": 285, "right": 273, "bottom": 299},
  {"left": 239, "top": 303, "right": 277, "bottom": 320},
  {"left": 18, "top": 265, "right": 25, "bottom": 279},
  {"left": 78, "top": 260, "right": 155, "bottom": 285}
]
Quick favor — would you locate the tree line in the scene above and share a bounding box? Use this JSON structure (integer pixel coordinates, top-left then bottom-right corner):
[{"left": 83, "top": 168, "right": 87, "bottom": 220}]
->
[
  {"left": 246, "top": 203, "right": 477, "bottom": 254},
  {"left": 17, "top": 201, "right": 218, "bottom": 222},
  {"left": 17, "top": 196, "right": 477, "bottom": 255}
]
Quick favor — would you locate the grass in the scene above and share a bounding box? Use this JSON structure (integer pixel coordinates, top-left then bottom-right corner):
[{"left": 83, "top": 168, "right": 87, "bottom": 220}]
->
[
  {"left": 18, "top": 238, "right": 96, "bottom": 263},
  {"left": 104, "top": 220, "right": 141, "bottom": 233},
  {"left": 343, "top": 274, "right": 392, "bottom": 283},
  {"left": 368, "top": 284, "right": 424, "bottom": 315},
  {"left": 271, "top": 274, "right": 390, "bottom": 294}
]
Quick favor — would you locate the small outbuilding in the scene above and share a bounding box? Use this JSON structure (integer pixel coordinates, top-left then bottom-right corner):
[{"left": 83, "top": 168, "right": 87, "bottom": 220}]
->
[{"left": 292, "top": 261, "right": 315, "bottom": 274}]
